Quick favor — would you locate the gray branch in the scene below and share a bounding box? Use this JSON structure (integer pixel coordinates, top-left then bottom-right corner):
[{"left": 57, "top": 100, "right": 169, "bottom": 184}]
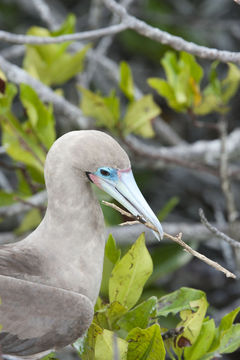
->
[
  {"left": 0, "top": 0, "right": 240, "bottom": 64},
  {"left": 0, "top": 191, "right": 47, "bottom": 218},
  {"left": 102, "top": 0, "right": 240, "bottom": 64},
  {"left": 0, "top": 55, "right": 91, "bottom": 129},
  {"left": 125, "top": 129, "right": 240, "bottom": 169},
  {"left": 0, "top": 23, "right": 127, "bottom": 44},
  {"left": 199, "top": 208, "right": 240, "bottom": 249},
  {"left": 1, "top": 220, "right": 237, "bottom": 247}
]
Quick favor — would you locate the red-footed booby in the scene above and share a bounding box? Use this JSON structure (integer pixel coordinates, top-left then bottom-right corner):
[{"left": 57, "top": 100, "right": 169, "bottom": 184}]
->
[{"left": 0, "top": 130, "right": 163, "bottom": 359}]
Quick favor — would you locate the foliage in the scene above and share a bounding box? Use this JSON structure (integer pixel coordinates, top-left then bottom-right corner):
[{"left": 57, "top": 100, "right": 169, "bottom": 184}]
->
[
  {"left": 73, "top": 234, "right": 240, "bottom": 360},
  {"left": 79, "top": 61, "right": 161, "bottom": 138},
  {"left": 23, "top": 14, "right": 90, "bottom": 86},
  {"left": 148, "top": 51, "right": 240, "bottom": 115},
  {"left": 0, "top": 74, "right": 55, "bottom": 232}
]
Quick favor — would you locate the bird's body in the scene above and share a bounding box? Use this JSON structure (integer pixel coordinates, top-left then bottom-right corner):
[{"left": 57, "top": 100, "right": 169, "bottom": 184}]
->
[{"left": 0, "top": 130, "right": 163, "bottom": 358}]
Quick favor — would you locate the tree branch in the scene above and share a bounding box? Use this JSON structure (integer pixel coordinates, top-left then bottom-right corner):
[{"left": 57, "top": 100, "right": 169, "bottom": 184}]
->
[
  {"left": 125, "top": 130, "right": 240, "bottom": 174},
  {"left": 102, "top": 0, "right": 240, "bottom": 64},
  {"left": 0, "top": 0, "right": 240, "bottom": 64},
  {"left": 102, "top": 201, "right": 236, "bottom": 279},
  {"left": 0, "top": 55, "right": 92, "bottom": 129},
  {"left": 199, "top": 208, "right": 240, "bottom": 249},
  {"left": 0, "top": 23, "right": 127, "bottom": 45},
  {"left": 218, "top": 119, "right": 238, "bottom": 223},
  {"left": 0, "top": 191, "right": 47, "bottom": 218}
]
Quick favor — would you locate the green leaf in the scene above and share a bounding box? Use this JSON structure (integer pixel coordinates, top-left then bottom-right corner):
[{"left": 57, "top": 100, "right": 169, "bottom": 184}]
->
[
  {"left": 126, "top": 324, "right": 165, "bottom": 360},
  {"left": 20, "top": 83, "right": 55, "bottom": 149},
  {"left": 161, "top": 51, "right": 178, "bottom": 86},
  {"left": 76, "top": 323, "right": 103, "bottom": 360},
  {"left": 94, "top": 301, "right": 127, "bottom": 331},
  {"left": 208, "top": 306, "right": 240, "bottom": 353},
  {"left": 219, "top": 306, "right": 240, "bottom": 333},
  {"left": 120, "top": 61, "right": 134, "bottom": 101},
  {"left": 218, "top": 324, "right": 240, "bottom": 354},
  {"left": 105, "top": 234, "right": 121, "bottom": 265},
  {"left": 23, "top": 15, "right": 90, "bottom": 86},
  {"left": 184, "top": 319, "right": 215, "bottom": 360},
  {"left": 123, "top": 95, "right": 160, "bottom": 137},
  {"left": 79, "top": 86, "right": 119, "bottom": 129},
  {"left": 202, "top": 324, "right": 240, "bottom": 359},
  {"left": 221, "top": 63, "right": 240, "bottom": 103},
  {"left": 148, "top": 51, "right": 203, "bottom": 112},
  {"left": 0, "top": 191, "right": 16, "bottom": 206},
  {"left": 109, "top": 233, "right": 153, "bottom": 310},
  {"left": 148, "top": 78, "right": 182, "bottom": 111},
  {"left": 15, "top": 208, "right": 42, "bottom": 235},
  {"left": 180, "top": 52, "right": 203, "bottom": 84},
  {"left": 157, "top": 287, "right": 206, "bottom": 317},
  {"left": 1, "top": 115, "right": 45, "bottom": 173},
  {"left": 194, "top": 62, "right": 240, "bottom": 115},
  {"left": 0, "top": 82, "right": 17, "bottom": 115},
  {"left": 40, "top": 352, "right": 58, "bottom": 360},
  {"left": 95, "top": 329, "right": 128, "bottom": 360},
  {"left": 51, "top": 14, "right": 76, "bottom": 37},
  {"left": 174, "top": 296, "right": 208, "bottom": 350},
  {"left": 117, "top": 296, "right": 157, "bottom": 333}
]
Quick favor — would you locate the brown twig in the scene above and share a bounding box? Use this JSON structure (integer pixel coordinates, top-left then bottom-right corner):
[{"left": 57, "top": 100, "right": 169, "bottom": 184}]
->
[{"left": 102, "top": 200, "right": 236, "bottom": 279}]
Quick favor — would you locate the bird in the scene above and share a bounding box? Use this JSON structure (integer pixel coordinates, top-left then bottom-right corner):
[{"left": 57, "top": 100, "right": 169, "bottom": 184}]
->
[{"left": 0, "top": 130, "right": 163, "bottom": 359}]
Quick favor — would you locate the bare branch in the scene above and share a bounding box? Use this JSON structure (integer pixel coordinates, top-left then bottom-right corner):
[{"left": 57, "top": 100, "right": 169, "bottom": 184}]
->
[
  {"left": 102, "top": 0, "right": 240, "bottom": 64},
  {"left": 125, "top": 130, "right": 240, "bottom": 172},
  {"left": 0, "top": 0, "right": 240, "bottom": 65},
  {"left": 31, "top": 0, "right": 58, "bottom": 30},
  {"left": 0, "top": 55, "right": 91, "bottom": 129},
  {"left": 219, "top": 119, "right": 238, "bottom": 223},
  {"left": 0, "top": 191, "right": 47, "bottom": 218},
  {"left": 102, "top": 201, "right": 236, "bottom": 279},
  {"left": 0, "top": 23, "right": 127, "bottom": 45},
  {"left": 199, "top": 208, "right": 240, "bottom": 249}
]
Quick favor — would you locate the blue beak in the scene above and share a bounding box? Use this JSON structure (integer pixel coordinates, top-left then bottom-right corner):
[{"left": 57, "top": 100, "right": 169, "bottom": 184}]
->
[{"left": 89, "top": 168, "right": 164, "bottom": 240}]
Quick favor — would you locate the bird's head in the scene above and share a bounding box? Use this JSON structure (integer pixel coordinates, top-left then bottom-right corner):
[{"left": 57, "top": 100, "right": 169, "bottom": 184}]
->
[
  {"left": 45, "top": 130, "right": 163, "bottom": 240},
  {"left": 81, "top": 131, "right": 164, "bottom": 240}
]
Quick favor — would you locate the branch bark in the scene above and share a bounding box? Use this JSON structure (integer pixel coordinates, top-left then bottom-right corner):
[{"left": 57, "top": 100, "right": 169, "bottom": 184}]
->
[
  {"left": 102, "top": 201, "right": 236, "bottom": 278},
  {"left": 102, "top": 0, "right": 240, "bottom": 64},
  {"left": 0, "top": 55, "right": 91, "bottom": 129},
  {"left": 0, "top": 23, "right": 127, "bottom": 44},
  {"left": 199, "top": 208, "right": 240, "bottom": 249}
]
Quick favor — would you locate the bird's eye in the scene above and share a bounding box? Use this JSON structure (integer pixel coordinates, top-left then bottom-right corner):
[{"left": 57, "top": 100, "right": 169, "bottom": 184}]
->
[{"left": 100, "top": 169, "right": 110, "bottom": 177}]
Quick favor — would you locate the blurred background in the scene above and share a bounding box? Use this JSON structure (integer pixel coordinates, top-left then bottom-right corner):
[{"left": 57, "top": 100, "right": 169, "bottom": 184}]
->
[{"left": 0, "top": 0, "right": 240, "bottom": 358}]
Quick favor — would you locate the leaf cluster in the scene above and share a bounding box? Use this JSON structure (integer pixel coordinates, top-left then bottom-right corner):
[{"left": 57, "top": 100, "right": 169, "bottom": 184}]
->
[
  {"left": 0, "top": 76, "right": 55, "bottom": 231},
  {"left": 148, "top": 51, "right": 240, "bottom": 115},
  {"left": 73, "top": 234, "right": 240, "bottom": 360},
  {"left": 23, "top": 15, "right": 90, "bottom": 86},
  {"left": 79, "top": 62, "right": 161, "bottom": 138}
]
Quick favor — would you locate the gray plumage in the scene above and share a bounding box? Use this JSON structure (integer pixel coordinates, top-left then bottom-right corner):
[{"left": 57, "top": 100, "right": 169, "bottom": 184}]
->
[{"left": 0, "top": 131, "right": 130, "bottom": 358}]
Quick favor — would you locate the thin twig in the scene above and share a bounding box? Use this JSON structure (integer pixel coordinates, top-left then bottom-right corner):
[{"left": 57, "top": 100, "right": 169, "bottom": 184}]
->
[
  {"left": 0, "top": 23, "right": 127, "bottom": 45},
  {"left": 199, "top": 208, "right": 240, "bottom": 249},
  {"left": 102, "top": 200, "right": 236, "bottom": 279},
  {"left": 218, "top": 119, "right": 238, "bottom": 223},
  {"left": 13, "top": 196, "right": 46, "bottom": 213}
]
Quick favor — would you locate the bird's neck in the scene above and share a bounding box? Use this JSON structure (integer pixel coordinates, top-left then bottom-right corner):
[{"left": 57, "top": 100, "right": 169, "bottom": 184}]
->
[{"left": 28, "top": 172, "right": 105, "bottom": 302}]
